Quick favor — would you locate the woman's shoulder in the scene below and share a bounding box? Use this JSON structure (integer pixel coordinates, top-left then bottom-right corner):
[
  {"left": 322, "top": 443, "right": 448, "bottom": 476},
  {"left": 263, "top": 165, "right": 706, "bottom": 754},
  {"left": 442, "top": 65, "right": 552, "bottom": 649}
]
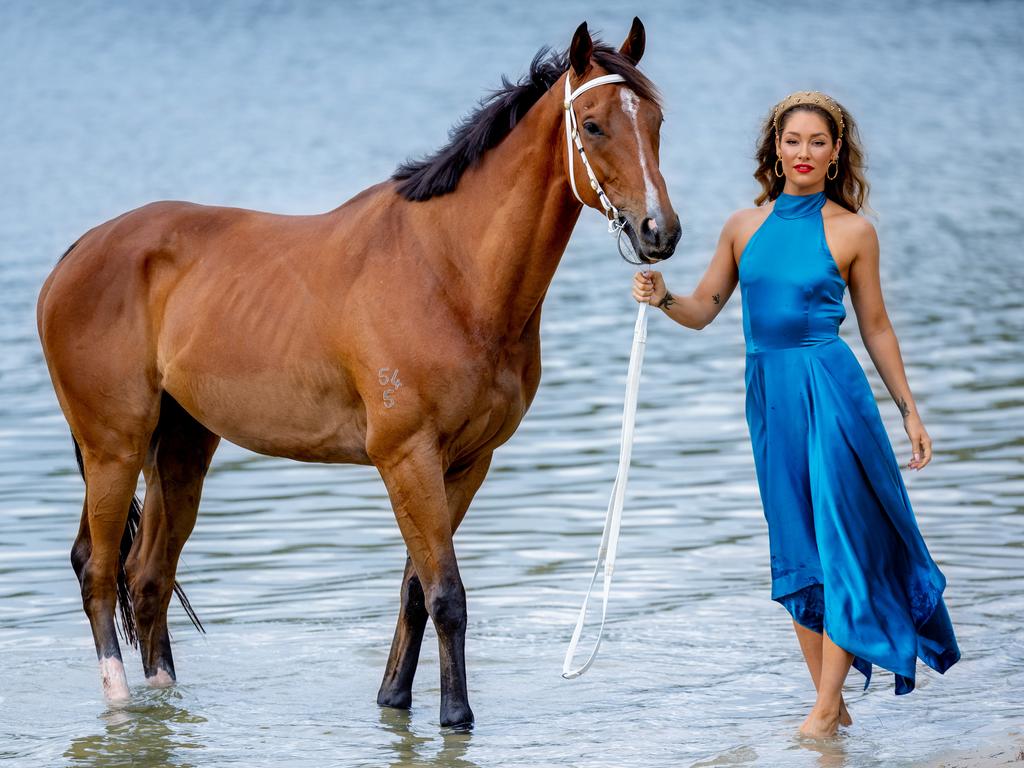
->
[
  {"left": 822, "top": 202, "right": 877, "bottom": 248},
  {"left": 724, "top": 205, "right": 773, "bottom": 260},
  {"left": 724, "top": 205, "right": 772, "bottom": 237}
]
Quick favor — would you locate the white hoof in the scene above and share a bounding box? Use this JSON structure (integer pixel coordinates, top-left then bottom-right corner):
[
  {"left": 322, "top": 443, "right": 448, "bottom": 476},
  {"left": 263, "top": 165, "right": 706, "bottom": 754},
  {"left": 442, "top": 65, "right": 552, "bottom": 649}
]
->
[
  {"left": 146, "top": 668, "right": 175, "bottom": 688},
  {"left": 99, "top": 657, "right": 130, "bottom": 703}
]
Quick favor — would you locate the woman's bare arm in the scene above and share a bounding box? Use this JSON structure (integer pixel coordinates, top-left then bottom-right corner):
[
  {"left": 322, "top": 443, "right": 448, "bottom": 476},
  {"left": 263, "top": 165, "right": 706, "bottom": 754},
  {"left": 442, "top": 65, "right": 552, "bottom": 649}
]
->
[
  {"left": 632, "top": 212, "right": 742, "bottom": 329},
  {"left": 847, "top": 219, "right": 933, "bottom": 470}
]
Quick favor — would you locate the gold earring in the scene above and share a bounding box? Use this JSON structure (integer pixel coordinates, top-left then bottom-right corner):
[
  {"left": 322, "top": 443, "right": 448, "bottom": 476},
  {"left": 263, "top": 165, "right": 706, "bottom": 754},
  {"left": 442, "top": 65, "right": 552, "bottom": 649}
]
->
[
  {"left": 827, "top": 159, "right": 839, "bottom": 180},
  {"left": 774, "top": 158, "right": 784, "bottom": 178}
]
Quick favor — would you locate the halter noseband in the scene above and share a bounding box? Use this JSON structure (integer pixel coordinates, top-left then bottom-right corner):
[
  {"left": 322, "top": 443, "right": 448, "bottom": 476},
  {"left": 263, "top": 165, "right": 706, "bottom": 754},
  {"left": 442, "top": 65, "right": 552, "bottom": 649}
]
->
[{"left": 563, "top": 72, "right": 627, "bottom": 232}]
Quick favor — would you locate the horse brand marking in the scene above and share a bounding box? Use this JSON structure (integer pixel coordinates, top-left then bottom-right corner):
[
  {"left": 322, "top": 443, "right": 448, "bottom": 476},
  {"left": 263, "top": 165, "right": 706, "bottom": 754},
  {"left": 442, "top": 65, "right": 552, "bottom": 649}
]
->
[{"left": 378, "top": 367, "right": 402, "bottom": 408}]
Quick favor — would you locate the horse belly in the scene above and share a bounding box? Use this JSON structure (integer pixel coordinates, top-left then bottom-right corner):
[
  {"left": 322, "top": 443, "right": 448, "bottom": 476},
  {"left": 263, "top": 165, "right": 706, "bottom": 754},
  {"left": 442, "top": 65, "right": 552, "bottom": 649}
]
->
[{"left": 162, "top": 363, "right": 370, "bottom": 464}]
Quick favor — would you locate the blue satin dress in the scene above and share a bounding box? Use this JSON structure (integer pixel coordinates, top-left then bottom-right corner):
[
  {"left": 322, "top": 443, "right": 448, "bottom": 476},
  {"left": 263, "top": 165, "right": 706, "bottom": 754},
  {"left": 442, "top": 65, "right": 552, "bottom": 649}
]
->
[{"left": 739, "top": 191, "right": 960, "bottom": 694}]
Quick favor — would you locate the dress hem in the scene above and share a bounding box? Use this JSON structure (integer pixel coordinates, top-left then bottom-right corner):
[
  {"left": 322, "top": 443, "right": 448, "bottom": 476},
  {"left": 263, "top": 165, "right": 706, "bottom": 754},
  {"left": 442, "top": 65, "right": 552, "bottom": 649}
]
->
[{"left": 773, "top": 579, "right": 957, "bottom": 695}]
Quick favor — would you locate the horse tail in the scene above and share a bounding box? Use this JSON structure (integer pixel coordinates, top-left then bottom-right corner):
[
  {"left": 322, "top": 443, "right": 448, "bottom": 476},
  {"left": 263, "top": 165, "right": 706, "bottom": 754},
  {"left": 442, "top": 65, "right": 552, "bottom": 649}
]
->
[{"left": 71, "top": 437, "right": 204, "bottom": 647}]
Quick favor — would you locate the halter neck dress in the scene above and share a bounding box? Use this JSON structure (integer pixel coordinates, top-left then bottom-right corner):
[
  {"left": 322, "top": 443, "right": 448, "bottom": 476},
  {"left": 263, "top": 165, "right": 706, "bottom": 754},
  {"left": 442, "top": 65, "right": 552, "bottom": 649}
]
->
[{"left": 739, "top": 190, "right": 960, "bottom": 693}]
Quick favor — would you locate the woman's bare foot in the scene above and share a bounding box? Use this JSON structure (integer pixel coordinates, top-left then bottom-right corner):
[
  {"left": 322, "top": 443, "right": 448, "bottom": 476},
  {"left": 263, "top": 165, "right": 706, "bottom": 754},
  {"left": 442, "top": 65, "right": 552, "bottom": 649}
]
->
[
  {"left": 800, "top": 702, "right": 842, "bottom": 739},
  {"left": 839, "top": 695, "right": 853, "bottom": 727}
]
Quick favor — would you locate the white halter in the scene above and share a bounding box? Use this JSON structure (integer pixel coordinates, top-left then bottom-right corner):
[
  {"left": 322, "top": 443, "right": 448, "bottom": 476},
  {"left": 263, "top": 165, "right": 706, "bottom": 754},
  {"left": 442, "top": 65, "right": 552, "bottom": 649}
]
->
[{"left": 563, "top": 72, "right": 627, "bottom": 232}]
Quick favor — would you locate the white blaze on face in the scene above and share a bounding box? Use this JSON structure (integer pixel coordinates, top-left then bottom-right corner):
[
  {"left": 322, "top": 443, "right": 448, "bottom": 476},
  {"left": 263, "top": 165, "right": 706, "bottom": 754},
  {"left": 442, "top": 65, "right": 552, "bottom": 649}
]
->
[{"left": 620, "top": 89, "right": 661, "bottom": 225}]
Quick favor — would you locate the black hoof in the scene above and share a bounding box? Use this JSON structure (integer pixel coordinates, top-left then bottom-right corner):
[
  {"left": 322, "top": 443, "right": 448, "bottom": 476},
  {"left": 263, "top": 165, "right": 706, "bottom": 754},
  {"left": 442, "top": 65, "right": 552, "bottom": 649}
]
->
[
  {"left": 440, "top": 704, "right": 474, "bottom": 730},
  {"left": 377, "top": 688, "right": 412, "bottom": 710}
]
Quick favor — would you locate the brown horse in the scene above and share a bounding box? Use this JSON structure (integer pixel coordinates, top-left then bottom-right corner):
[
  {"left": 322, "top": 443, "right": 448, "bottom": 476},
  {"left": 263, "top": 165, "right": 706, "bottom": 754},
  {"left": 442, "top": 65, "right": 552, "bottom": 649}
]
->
[{"left": 36, "top": 18, "right": 678, "bottom": 727}]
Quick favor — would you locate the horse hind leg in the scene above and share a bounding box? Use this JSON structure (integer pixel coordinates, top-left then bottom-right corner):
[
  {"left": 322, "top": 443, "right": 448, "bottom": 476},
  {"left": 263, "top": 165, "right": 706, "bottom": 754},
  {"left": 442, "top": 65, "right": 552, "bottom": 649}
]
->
[
  {"left": 42, "top": 238, "right": 166, "bottom": 700},
  {"left": 69, "top": 440, "right": 135, "bottom": 643},
  {"left": 76, "top": 445, "right": 152, "bottom": 702},
  {"left": 127, "top": 394, "right": 219, "bottom": 686}
]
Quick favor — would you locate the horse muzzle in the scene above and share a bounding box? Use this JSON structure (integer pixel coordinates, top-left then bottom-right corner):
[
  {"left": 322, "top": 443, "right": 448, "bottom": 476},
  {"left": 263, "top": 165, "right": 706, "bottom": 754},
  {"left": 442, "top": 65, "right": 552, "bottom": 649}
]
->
[{"left": 625, "top": 213, "right": 681, "bottom": 263}]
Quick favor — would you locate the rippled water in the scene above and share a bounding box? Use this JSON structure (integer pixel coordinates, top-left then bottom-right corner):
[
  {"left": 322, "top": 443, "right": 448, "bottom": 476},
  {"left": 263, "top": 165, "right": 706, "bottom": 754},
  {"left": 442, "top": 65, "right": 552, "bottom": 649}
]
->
[{"left": 2, "top": 1, "right": 1022, "bottom": 766}]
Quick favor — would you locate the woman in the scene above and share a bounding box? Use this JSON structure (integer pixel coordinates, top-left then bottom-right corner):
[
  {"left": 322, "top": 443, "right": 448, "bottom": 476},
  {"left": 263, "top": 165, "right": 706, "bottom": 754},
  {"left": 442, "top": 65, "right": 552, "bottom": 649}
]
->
[{"left": 633, "top": 91, "right": 960, "bottom": 738}]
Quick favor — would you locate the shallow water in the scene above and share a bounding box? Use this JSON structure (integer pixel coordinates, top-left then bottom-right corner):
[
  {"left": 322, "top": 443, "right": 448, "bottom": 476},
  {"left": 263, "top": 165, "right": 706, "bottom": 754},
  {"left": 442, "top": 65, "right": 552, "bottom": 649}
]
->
[{"left": 2, "top": 1, "right": 1022, "bottom": 766}]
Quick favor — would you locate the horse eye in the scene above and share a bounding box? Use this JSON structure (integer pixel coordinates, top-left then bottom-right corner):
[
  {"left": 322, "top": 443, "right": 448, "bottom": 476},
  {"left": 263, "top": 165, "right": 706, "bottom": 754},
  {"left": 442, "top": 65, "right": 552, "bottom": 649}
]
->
[{"left": 583, "top": 121, "right": 603, "bottom": 136}]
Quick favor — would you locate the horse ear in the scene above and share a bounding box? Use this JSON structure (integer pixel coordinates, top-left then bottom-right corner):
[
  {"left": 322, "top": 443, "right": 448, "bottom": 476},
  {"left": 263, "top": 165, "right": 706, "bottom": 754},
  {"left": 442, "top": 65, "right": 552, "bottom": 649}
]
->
[
  {"left": 569, "top": 21, "right": 593, "bottom": 77},
  {"left": 620, "top": 16, "right": 646, "bottom": 65}
]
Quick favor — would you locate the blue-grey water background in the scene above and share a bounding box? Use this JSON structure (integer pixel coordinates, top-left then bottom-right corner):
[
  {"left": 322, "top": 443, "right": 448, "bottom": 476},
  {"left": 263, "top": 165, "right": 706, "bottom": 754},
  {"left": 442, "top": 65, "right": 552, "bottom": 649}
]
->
[{"left": 2, "top": 1, "right": 1022, "bottom": 766}]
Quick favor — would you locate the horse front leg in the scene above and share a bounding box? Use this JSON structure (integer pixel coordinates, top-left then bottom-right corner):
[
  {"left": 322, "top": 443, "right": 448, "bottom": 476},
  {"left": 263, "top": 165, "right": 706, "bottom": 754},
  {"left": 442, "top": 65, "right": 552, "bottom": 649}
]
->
[
  {"left": 377, "top": 453, "right": 493, "bottom": 711},
  {"left": 375, "top": 442, "right": 476, "bottom": 728}
]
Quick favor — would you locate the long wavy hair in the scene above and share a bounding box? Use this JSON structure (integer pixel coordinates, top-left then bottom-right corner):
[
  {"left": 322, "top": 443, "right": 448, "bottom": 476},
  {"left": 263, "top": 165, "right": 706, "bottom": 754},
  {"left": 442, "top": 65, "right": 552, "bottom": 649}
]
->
[{"left": 753, "top": 98, "right": 869, "bottom": 213}]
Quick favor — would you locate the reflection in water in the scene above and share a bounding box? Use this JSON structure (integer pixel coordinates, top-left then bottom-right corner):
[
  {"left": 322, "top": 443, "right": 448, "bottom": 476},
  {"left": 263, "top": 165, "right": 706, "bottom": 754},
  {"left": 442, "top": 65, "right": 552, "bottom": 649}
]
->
[
  {"left": 64, "top": 690, "right": 206, "bottom": 768},
  {"left": 690, "top": 744, "right": 760, "bottom": 766},
  {"left": 377, "top": 708, "right": 478, "bottom": 768},
  {"left": 794, "top": 733, "right": 849, "bottom": 768}
]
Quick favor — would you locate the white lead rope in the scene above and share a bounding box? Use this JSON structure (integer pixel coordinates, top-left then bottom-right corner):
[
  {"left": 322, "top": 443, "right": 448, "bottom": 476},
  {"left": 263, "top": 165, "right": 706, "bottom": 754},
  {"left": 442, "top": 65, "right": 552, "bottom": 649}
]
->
[{"left": 562, "top": 300, "right": 648, "bottom": 679}]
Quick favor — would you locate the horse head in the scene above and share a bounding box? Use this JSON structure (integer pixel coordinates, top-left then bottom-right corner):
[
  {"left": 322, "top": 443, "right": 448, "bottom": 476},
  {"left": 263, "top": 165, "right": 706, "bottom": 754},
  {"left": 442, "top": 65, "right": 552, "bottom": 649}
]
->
[{"left": 563, "top": 18, "right": 681, "bottom": 263}]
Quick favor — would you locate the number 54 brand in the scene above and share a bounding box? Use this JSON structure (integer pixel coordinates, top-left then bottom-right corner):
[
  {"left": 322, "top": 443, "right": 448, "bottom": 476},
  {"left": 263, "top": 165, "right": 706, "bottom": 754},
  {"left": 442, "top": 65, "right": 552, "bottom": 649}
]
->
[{"left": 378, "top": 368, "right": 402, "bottom": 409}]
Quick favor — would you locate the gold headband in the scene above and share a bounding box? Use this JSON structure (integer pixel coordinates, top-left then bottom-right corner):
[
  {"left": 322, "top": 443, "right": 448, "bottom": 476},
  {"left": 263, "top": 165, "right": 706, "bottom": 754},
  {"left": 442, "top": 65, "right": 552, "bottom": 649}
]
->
[{"left": 773, "top": 91, "right": 844, "bottom": 140}]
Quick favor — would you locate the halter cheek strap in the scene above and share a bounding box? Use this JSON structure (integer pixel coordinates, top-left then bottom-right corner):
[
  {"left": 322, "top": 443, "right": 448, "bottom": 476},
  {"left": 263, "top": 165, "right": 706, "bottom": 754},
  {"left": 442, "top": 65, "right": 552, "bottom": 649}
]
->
[{"left": 564, "top": 73, "right": 627, "bottom": 232}]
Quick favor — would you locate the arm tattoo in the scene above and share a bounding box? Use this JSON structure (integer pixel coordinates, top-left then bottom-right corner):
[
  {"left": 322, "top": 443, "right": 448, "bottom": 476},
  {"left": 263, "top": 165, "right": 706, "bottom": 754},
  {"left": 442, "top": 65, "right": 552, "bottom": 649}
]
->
[
  {"left": 897, "top": 397, "right": 911, "bottom": 418},
  {"left": 712, "top": 293, "right": 721, "bottom": 305},
  {"left": 657, "top": 291, "right": 676, "bottom": 310}
]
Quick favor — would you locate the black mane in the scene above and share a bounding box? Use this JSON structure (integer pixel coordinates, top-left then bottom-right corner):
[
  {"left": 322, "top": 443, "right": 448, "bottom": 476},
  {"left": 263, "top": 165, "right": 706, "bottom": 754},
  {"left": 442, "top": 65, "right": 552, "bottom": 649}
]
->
[{"left": 392, "top": 43, "right": 661, "bottom": 202}]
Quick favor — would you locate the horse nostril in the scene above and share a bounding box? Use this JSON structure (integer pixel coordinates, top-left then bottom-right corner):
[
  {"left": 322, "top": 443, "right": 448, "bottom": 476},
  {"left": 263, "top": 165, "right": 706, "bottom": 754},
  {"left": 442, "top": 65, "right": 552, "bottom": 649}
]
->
[{"left": 640, "top": 217, "right": 659, "bottom": 242}]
